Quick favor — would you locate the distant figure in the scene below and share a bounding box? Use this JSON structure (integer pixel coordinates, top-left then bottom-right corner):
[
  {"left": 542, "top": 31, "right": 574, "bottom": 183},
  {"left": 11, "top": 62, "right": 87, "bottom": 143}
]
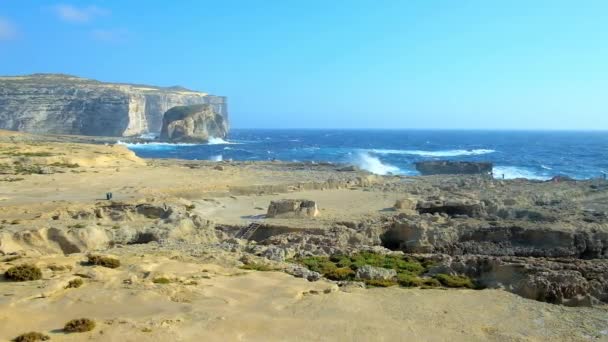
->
[
  {"left": 502, "top": 174, "right": 505, "bottom": 180},
  {"left": 602, "top": 172, "right": 607, "bottom": 180},
  {"left": 106, "top": 192, "right": 113, "bottom": 200}
]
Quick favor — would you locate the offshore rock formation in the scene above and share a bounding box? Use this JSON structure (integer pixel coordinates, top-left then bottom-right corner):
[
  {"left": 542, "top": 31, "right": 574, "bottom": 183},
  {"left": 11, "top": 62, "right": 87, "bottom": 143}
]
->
[
  {"left": 415, "top": 161, "right": 493, "bottom": 175},
  {"left": 160, "top": 104, "right": 228, "bottom": 142},
  {"left": 0, "top": 74, "right": 228, "bottom": 137}
]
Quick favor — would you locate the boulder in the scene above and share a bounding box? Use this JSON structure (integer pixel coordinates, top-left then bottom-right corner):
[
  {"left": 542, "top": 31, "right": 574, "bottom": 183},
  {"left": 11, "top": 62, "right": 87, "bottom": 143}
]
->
[
  {"left": 394, "top": 198, "right": 417, "bottom": 211},
  {"left": 160, "top": 104, "right": 228, "bottom": 143},
  {"left": 355, "top": 265, "right": 397, "bottom": 280},
  {"left": 266, "top": 199, "right": 319, "bottom": 218},
  {"left": 415, "top": 161, "right": 493, "bottom": 176}
]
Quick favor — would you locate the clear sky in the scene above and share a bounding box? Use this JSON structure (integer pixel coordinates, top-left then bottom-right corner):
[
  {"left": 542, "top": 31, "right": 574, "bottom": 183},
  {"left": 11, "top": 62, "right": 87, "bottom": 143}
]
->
[{"left": 1, "top": 0, "right": 607, "bottom": 130}]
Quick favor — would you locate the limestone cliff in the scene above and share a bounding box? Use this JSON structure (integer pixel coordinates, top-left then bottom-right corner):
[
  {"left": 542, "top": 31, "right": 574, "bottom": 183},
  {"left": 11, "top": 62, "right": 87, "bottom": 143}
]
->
[
  {"left": 160, "top": 104, "right": 228, "bottom": 142},
  {"left": 0, "top": 74, "right": 228, "bottom": 137}
]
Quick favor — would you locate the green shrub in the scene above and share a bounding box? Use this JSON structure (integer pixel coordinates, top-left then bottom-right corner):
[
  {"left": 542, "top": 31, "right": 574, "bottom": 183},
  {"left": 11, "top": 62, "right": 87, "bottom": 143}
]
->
[
  {"left": 63, "top": 318, "right": 95, "bottom": 333},
  {"left": 5, "top": 264, "right": 42, "bottom": 281},
  {"left": 49, "top": 162, "right": 79, "bottom": 168},
  {"left": 87, "top": 255, "right": 120, "bottom": 269},
  {"left": 68, "top": 223, "right": 86, "bottom": 229},
  {"left": 364, "top": 279, "right": 398, "bottom": 287},
  {"left": 324, "top": 267, "right": 355, "bottom": 281},
  {"left": 12, "top": 332, "right": 50, "bottom": 342},
  {"left": 66, "top": 278, "right": 84, "bottom": 288},
  {"left": 152, "top": 277, "right": 172, "bottom": 284},
  {"left": 396, "top": 273, "right": 424, "bottom": 287},
  {"left": 298, "top": 256, "right": 338, "bottom": 274},
  {"left": 240, "top": 263, "right": 275, "bottom": 271},
  {"left": 434, "top": 274, "right": 474, "bottom": 288},
  {"left": 185, "top": 204, "right": 196, "bottom": 211}
]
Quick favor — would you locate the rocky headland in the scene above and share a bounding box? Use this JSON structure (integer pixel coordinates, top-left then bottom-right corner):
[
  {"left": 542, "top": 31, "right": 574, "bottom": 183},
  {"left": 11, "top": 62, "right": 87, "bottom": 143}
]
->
[
  {"left": 0, "top": 129, "right": 607, "bottom": 341},
  {"left": 0, "top": 74, "right": 228, "bottom": 137}
]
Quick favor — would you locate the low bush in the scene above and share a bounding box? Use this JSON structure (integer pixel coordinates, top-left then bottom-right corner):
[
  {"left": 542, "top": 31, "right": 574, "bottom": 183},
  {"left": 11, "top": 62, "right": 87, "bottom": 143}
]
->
[
  {"left": 324, "top": 267, "right": 355, "bottom": 281},
  {"left": 63, "top": 318, "right": 95, "bottom": 333},
  {"left": 152, "top": 277, "right": 172, "bottom": 284},
  {"left": 12, "top": 332, "right": 50, "bottom": 342},
  {"left": 66, "top": 278, "right": 84, "bottom": 288},
  {"left": 434, "top": 274, "right": 474, "bottom": 288},
  {"left": 240, "top": 263, "right": 276, "bottom": 271},
  {"left": 87, "top": 255, "right": 120, "bottom": 269},
  {"left": 364, "top": 279, "right": 398, "bottom": 287},
  {"left": 5, "top": 264, "right": 42, "bottom": 281}
]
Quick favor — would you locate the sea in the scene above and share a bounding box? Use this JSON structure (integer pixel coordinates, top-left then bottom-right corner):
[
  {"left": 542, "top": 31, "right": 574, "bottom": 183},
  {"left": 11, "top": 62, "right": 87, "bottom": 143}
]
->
[{"left": 119, "top": 130, "right": 608, "bottom": 180}]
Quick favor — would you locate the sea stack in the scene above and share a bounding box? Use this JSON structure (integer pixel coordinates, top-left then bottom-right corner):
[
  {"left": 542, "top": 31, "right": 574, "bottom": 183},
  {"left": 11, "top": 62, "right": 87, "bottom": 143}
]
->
[{"left": 160, "top": 104, "right": 229, "bottom": 143}]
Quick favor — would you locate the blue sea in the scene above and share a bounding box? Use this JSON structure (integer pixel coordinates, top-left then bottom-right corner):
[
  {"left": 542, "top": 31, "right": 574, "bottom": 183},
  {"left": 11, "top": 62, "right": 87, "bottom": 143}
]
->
[{"left": 120, "top": 130, "right": 608, "bottom": 180}]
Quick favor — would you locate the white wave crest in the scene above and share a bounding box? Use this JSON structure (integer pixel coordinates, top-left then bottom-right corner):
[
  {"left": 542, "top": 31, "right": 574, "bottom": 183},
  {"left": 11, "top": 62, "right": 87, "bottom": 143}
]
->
[
  {"left": 116, "top": 141, "right": 196, "bottom": 150},
  {"left": 368, "top": 148, "right": 496, "bottom": 157},
  {"left": 209, "top": 154, "right": 223, "bottom": 162},
  {"left": 352, "top": 152, "right": 400, "bottom": 175},
  {"left": 208, "top": 137, "right": 240, "bottom": 145},
  {"left": 493, "top": 166, "right": 550, "bottom": 180}
]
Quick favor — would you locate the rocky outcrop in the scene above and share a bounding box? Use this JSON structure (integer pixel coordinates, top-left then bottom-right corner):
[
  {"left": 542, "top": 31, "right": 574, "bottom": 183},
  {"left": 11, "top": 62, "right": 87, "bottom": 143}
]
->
[
  {"left": 0, "top": 74, "right": 228, "bottom": 137},
  {"left": 160, "top": 104, "right": 228, "bottom": 142},
  {"left": 424, "top": 254, "right": 608, "bottom": 306},
  {"left": 415, "top": 161, "right": 493, "bottom": 175},
  {"left": 266, "top": 199, "right": 319, "bottom": 218}
]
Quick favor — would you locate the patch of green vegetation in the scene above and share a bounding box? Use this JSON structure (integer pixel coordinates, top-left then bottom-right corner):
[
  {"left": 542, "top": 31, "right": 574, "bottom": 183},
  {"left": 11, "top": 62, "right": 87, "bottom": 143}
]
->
[
  {"left": 13, "top": 164, "right": 43, "bottom": 175},
  {"left": 364, "top": 279, "right": 398, "bottom": 287},
  {"left": 10, "top": 219, "right": 20, "bottom": 225},
  {"left": 68, "top": 223, "right": 86, "bottom": 229},
  {"left": 12, "top": 331, "right": 50, "bottom": 342},
  {"left": 152, "top": 277, "right": 172, "bottom": 284},
  {"left": 87, "top": 255, "right": 120, "bottom": 269},
  {"left": 49, "top": 162, "right": 80, "bottom": 168},
  {"left": 434, "top": 274, "right": 475, "bottom": 288},
  {"left": 63, "top": 318, "right": 95, "bottom": 333},
  {"left": 324, "top": 267, "right": 355, "bottom": 281},
  {"left": 185, "top": 204, "right": 196, "bottom": 211},
  {"left": 1, "top": 177, "right": 24, "bottom": 182},
  {"left": 112, "top": 225, "right": 120, "bottom": 229},
  {"left": 4, "top": 151, "right": 55, "bottom": 157},
  {"left": 240, "top": 263, "right": 276, "bottom": 271},
  {"left": 5, "top": 264, "right": 42, "bottom": 281},
  {"left": 66, "top": 278, "right": 84, "bottom": 289},
  {"left": 296, "top": 252, "right": 477, "bottom": 291}
]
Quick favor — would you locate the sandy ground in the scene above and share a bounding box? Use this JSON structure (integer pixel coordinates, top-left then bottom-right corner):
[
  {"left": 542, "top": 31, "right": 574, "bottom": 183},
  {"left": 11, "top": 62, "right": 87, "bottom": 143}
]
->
[
  {"left": 2, "top": 130, "right": 608, "bottom": 341},
  {"left": 1, "top": 250, "right": 607, "bottom": 342}
]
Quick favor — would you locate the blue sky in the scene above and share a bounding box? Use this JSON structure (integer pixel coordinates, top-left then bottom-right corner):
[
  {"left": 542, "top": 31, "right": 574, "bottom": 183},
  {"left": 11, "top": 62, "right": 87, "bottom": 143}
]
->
[{"left": 1, "top": 0, "right": 607, "bottom": 130}]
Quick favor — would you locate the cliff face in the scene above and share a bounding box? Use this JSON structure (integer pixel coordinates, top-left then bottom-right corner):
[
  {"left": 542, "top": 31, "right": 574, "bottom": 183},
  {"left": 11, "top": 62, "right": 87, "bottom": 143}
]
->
[{"left": 0, "top": 74, "right": 228, "bottom": 137}]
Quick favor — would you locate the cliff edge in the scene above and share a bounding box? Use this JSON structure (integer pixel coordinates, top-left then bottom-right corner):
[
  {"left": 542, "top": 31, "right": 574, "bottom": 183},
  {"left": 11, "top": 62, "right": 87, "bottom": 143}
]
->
[{"left": 0, "top": 74, "right": 228, "bottom": 137}]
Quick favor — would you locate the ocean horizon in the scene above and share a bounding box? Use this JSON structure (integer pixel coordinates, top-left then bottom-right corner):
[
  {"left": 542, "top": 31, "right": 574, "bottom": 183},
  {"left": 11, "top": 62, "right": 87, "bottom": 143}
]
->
[{"left": 120, "top": 129, "right": 608, "bottom": 180}]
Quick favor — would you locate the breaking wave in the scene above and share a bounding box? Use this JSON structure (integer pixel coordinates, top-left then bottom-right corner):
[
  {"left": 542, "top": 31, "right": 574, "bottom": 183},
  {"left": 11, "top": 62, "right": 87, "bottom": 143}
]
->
[
  {"left": 368, "top": 148, "right": 496, "bottom": 157},
  {"left": 493, "top": 166, "right": 551, "bottom": 180},
  {"left": 208, "top": 137, "right": 240, "bottom": 145},
  {"left": 352, "top": 152, "right": 400, "bottom": 175},
  {"left": 116, "top": 141, "right": 196, "bottom": 150},
  {"left": 209, "top": 154, "right": 223, "bottom": 162}
]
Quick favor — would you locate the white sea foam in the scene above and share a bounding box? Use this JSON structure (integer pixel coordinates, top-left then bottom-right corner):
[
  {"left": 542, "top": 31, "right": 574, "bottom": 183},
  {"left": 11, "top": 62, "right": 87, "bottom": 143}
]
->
[
  {"left": 493, "top": 166, "right": 550, "bottom": 180},
  {"left": 209, "top": 154, "right": 223, "bottom": 162},
  {"left": 352, "top": 152, "right": 400, "bottom": 175},
  {"left": 368, "top": 148, "right": 496, "bottom": 157},
  {"left": 207, "top": 137, "right": 239, "bottom": 145},
  {"left": 116, "top": 141, "right": 196, "bottom": 150},
  {"left": 541, "top": 164, "right": 553, "bottom": 170}
]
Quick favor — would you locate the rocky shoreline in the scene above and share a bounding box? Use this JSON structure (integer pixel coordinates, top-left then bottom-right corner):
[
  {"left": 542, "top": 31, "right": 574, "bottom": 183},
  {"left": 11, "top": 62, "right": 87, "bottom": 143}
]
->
[{"left": 1, "top": 129, "right": 607, "bottom": 341}]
